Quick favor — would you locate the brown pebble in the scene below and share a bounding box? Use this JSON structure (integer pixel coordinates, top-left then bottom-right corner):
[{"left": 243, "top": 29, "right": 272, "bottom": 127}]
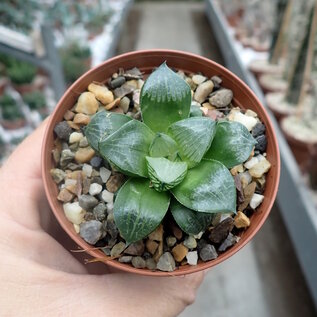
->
[
  {"left": 148, "top": 224, "right": 163, "bottom": 242},
  {"left": 105, "top": 98, "right": 120, "bottom": 110},
  {"left": 124, "top": 241, "right": 145, "bottom": 256},
  {"left": 73, "top": 113, "right": 91, "bottom": 125},
  {"left": 239, "top": 182, "right": 256, "bottom": 211},
  {"left": 172, "top": 244, "right": 188, "bottom": 262},
  {"left": 209, "top": 218, "right": 234, "bottom": 244},
  {"left": 146, "top": 240, "right": 159, "bottom": 255},
  {"left": 64, "top": 110, "right": 75, "bottom": 121},
  {"left": 153, "top": 241, "right": 163, "bottom": 262},
  {"left": 57, "top": 188, "right": 74, "bottom": 202},
  {"left": 171, "top": 224, "right": 183, "bottom": 240},
  {"left": 106, "top": 173, "right": 125, "bottom": 193},
  {"left": 75, "top": 147, "right": 95, "bottom": 164},
  {"left": 76, "top": 172, "right": 83, "bottom": 197},
  {"left": 234, "top": 211, "right": 250, "bottom": 228},
  {"left": 82, "top": 177, "right": 91, "bottom": 195},
  {"left": 67, "top": 121, "right": 80, "bottom": 130},
  {"left": 66, "top": 170, "right": 84, "bottom": 180}
]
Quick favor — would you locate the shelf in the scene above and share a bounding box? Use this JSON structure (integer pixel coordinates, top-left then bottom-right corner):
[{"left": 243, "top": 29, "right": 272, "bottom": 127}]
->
[{"left": 205, "top": 0, "right": 317, "bottom": 310}]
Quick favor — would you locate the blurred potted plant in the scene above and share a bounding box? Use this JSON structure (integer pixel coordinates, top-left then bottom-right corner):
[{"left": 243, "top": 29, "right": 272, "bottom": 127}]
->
[
  {"left": 0, "top": 94, "right": 26, "bottom": 130},
  {"left": 23, "top": 91, "right": 48, "bottom": 117}
]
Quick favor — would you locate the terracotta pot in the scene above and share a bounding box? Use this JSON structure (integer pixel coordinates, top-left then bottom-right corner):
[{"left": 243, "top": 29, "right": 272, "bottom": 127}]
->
[
  {"left": 281, "top": 117, "right": 317, "bottom": 172},
  {"left": 258, "top": 74, "right": 287, "bottom": 95},
  {"left": 1, "top": 118, "right": 27, "bottom": 130},
  {"left": 13, "top": 75, "right": 48, "bottom": 95},
  {"left": 42, "top": 50, "right": 280, "bottom": 276}
]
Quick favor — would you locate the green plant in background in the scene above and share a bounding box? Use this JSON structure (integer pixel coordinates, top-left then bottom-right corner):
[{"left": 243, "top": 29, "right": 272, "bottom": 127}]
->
[
  {"left": 0, "top": 94, "right": 24, "bottom": 121},
  {"left": 7, "top": 60, "right": 37, "bottom": 85},
  {"left": 85, "top": 63, "right": 256, "bottom": 244},
  {"left": 23, "top": 91, "right": 46, "bottom": 110}
]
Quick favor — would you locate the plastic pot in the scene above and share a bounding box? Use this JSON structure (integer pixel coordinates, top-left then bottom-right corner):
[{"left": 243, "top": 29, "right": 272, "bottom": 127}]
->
[{"left": 42, "top": 50, "right": 280, "bottom": 276}]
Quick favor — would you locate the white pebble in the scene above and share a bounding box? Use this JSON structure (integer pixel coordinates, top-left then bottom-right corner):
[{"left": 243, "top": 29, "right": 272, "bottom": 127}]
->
[
  {"left": 63, "top": 202, "right": 86, "bottom": 225},
  {"left": 73, "top": 224, "right": 80, "bottom": 233},
  {"left": 186, "top": 251, "right": 198, "bottom": 265},
  {"left": 192, "top": 74, "right": 207, "bottom": 85},
  {"left": 69, "top": 132, "right": 83, "bottom": 144},
  {"left": 193, "top": 231, "right": 204, "bottom": 239},
  {"left": 82, "top": 164, "right": 93, "bottom": 177},
  {"left": 244, "top": 155, "right": 265, "bottom": 169},
  {"left": 101, "top": 190, "right": 114, "bottom": 203},
  {"left": 107, "top": 202, "right": 114, "bottom": 213},
  {"left": 89, "top": 183, "right": 103, "bottom": 196},
  {"left": 245, "top": 109, "right": 258, "bottom": 118},
  {"left": 100, "top": 167, "right": 111, "bottom": 183},
  {"left": 250, "top": 193, "right": 264, "bottom": 209},
  {"left": 231, "top": 111, "right": 258, "bottom": 131},
  {"left": 65, "top": 179, "right": 77, "bottom": 186},
  {"left": 249, "top": 159, "right": 271, "bottom": 178}
]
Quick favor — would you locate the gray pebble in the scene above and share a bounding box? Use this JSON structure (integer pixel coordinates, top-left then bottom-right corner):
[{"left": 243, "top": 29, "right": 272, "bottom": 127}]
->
[
  {"left": 218, "top": 233, "right": 238, "bottom": 252},
  {"left": 199, "top": 244, "right": 218, "bottom": 261},
  {"left": 119, "top": 255, "right": 133, "bottom": 263},
  {"left": 106, "top": 218, "right": 118, "bottom": 239},
  {"left": 93, "top": 202, "right": 107, "bottom": 221},
  {"left": 50, "top": 168, "right": 66, "bottom": 184},
  {"left": 111, "top": 242, "right": 126, "bottom": 257},
  {"left": 157, "top": 252, "right": 176, "bottom": 272},
  {"left": 131, "top": 256, "right": 146, "bottom": 269},
  {"left": 102, "top": 247, "right": 111, "bottom": 256},
  {"left": 110, "top": 76, "right": 126, "bottom": 89},
  {"left": 255, "top": 135, "right": 267, "bottom": 152},
  {"left": 145, "top": 258, "right": 157, "bottom": 270},
  {"left": 166, "top": 236, "right": 177, "bottom": 248},
  {"left": 90, "top": 156, "right": 103, "bottom": 168},
  {"left": 209, "top": 88, "right": 233, "bottom": 108},
  {"left": 79, "top": 137, "right": 89, "bottom": 148},
  {"left": 124, "top": 241, "right": 145, "bottom": 256},
  {"left": 78, "top": 194, "right": 99, "bottom": 211},
  {"left": 209, "top": 218, "right": 234, "bottom": 244},
  {"left": 183, "top": 236, "right": 197, "bottom": 249},
  {"left": 211, "top": 75, "right": 222, "bottom": 86},
  {"left": 54, "top": 121, "right": 72, "bottom": 140},
  {"left": 79, "top": 220, "right": 103, "bottom": 245},
  {"left": 60, "top": 149, "right": 75, "bottom": 167},
  {"left": 252, "top": 123, "right": 266, "bottom": 138}
]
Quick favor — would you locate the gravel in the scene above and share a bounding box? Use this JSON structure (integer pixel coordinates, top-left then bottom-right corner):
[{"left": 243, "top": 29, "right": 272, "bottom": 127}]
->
[{"left": 79, "top": 220, "right": 103, "bottom": 244}]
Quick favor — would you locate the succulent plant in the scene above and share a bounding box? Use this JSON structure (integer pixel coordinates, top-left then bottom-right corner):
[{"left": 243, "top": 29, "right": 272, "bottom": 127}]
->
[
  {"left": 22, "top": 91, "right": 46, "bottom": 110},
  {"left": 0, "top": 94, "right": 24, "bottom": 121},
  {"left": 85, "top": 63, "right": 256, "bottom": 244},
  {"left": 7, "top": 60, "right": 37, "bottom": 85}
]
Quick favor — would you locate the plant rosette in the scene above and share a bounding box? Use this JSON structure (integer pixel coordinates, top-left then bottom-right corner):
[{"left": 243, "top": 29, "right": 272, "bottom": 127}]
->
[{"left": 43, "top": 50, "right": 280, "bottom": 276}]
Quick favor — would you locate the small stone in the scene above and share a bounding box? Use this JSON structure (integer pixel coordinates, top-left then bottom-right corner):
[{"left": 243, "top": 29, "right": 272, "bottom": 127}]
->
[
  {"left": 245, "top": 109, "right": 257, "bottom": 118},
  {"left": 54, "top": 121, "right": 72, "bottom": 141},
  {"left": 148, "top": 224, "right": 163, "bottom": 242},
  {"left": 79, "top": 137, "right": 89, "bottom": 148},
  {"left": 75, "top": 92, "right": 99, "bottom": 115},
  {"left": 69, "top": 142, "right": 79, "bottom": 152},
  {"left": 244, "top": 155, "right": 264, "bottom": 169},
  {"left": 82, "top": 163, "right": 93, "bottom": 177},
  {"left": 183, "top": 236, "right": 197, "bottom": 249},
  {"left": 146, "top": 240, "right": 159, "bottom": 255},
  {"left": 255, "top": 135, "right": 267, "bottom": 152},
  {"left": 60, "top": 149, "right": 75, "bottom": 167},
  {"left": 64, "top": 110, "right": 75, "bottom": 121},
  {"left": 63, "top": 202, "right": 85, "bottom": 225},
  {"left": 100, "top": 167, "right": 111, "bottom": 183},
  {"left": 110, "top": 242, "right": 126, "bottom": 257},
  {"left": 234, "top": 211, "right": 250, "bottom": 228},
  {"left": 193, "top": 231, "right": 204, "bottom": 239},
  {"left": 157, "top": 252, "right": 176, "bottom": 272},
  {"left": 106, "top": 174, "right": 125, "bottom": 193},
  {"left": 66, "top": 163, "right": 81, "bottom": 171},
  {"left": 171, "top": 224, "right": 183, "bottom": 240},
  {"left": 166, "top": 236, "right": 177, "bottom": 248},
  {"left": 197, "top": 239, "right": 208, "bottom": 252},
  {"left": 107, "top": 202, "right": 114, "bottom": 214},
  {"left": 50, "top": 168, "right": 66, "bottom": 183},
  {"left": 73, "top": 113, "right": 90, "bottom": 125},
  {"left": 57, "top": 188, "right": 74, "bottom": 202},
  {"left": 125, "top": 241, "right": 145, "bottom": 256},
  {"left": 113, "top": 83, "right": 135, "bottom": 99},
  {"left": 194, "top": 80, "right": 214, "bottom": 103},
  {"left": 153, "top": 241, "right": 163, "bottom": 262},
  {"left": 106, "top": 217, "right": 118, "bottom": 239},
  {"left": 172, "top": 244, "right": 188, "bottom": 262},
  {"left": 234, "top": 175, "right": 244, "bottom": 205},
  {"left": 89, "top": 183, "right": 103, "bottom": 196},
  {"left": 105, "top": 98, "right": 121, "bottom": 110},
  {"left": 110, "top": 76, "right": 126, "bottom": 89},
  {"left": 93, "top": 202, "right": 107, "bottom": 221},
  {"left": 69, "top": 132, "right": 83, "bottom": 144},
  {"left": 82, "top": 177, "right": 91, "bottom": 194},
  {"left": 231, "top": 111, "right": 257, "bottom": 131},
  {"left": 218, "top": 233, "right": 239, "bottom": 252},
  {"left": 199, "top": 244, "right": 218, "bottom": 261},
  {"left": 239, "top": 182, "right": 257, "bottom": 211},
  {"left": 67, "top": 121, "right": 80, "bottom": 130},
  {"left": 209, "top": 218, "right": 234, "bottom": 244},
  {"left": 88, "top": 83, "right": 114, "bottom": 105},
  {"left": 252, "top": 122, "right": 266, "bottom": 138},
  {"left": 119, "top": 256, "right": 133, "bottom": 263},
  {"left": 192, "top": 74, "right": 207, "bottom": 85},
  {"left": 119, "top": 96, "right": 130, "bottom": 113},
  {"left": 186, "top": 251, "right": 198, "bottom": 265},
  {"left": 101, "top": 190, "right": 114, "bottom": 203},
  {"left": 250, "top": 193, "right": 264, "bottom": 209},
  {"left": 209, "top": 88, "right": 233, "bottom": 108},
  {"left": 79, "top": 220, "right": 103, "bottom": 245},
  {"left": 230, "top": 164, "right": 244, "bottom": 176},
  {"left": 131, "top": 256, "right": 146, "bottom": 269},
  {"left": 145, "top": 258, "right": 157, "bottom": 270},
  {"left": 75, "top": 147, "right": 95, "bottom": 164},
  {"left": 239, "top": 171, "right": 252, "bottom": 188},
  {"left": 78, "top": 194, "right": 99, "bottom": 211},
  {"left": 90, "top": 156, "right": 103, "bottom": 168},
  {"left": 73, "top": 223, "right": 80, "bottom": 233},
  {"left": 211, "top": 75, "right": 222, "bottom": 87},
  {"left": 249, "top": 159, "right": 271, "bottom": 178}
]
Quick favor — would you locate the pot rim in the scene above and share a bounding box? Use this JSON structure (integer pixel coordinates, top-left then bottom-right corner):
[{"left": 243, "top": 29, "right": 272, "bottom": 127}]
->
[{"left": 41, "top": 49, "right": 280, "bottom": 276}]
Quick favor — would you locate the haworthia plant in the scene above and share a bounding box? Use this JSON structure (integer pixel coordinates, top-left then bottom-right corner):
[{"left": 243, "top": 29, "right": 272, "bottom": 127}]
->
[{"left": 85, "top": 63, "right": 256, "bottom": 244}]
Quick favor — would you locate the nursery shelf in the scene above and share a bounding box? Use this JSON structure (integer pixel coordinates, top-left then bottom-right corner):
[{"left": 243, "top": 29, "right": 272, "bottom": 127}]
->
[{"left": 206, "top": 0, "right": 317, "bottom": 309}]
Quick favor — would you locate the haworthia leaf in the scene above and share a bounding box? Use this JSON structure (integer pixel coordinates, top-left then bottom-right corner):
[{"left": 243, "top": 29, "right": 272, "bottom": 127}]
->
[
  {"left": 149, "top": 133, "right": 179, "bottom": 161},
  {"left": 84, "top": 110, "right": 132, "bottom": 151},
  {"left": 204, "top": 121, "right": 257, "bottom": 168},
  {"left": 171, "top": 159, "right": 236, "bottom": 213},
  {"left": 113, "top": 178, "right": 170, "bottom": 244},
  {"left": 170, "top": 199, "right": 214, "bottom": 235},
  {"left": 190, "top": 104, "right": 203, "bottom": 117},
  {"left": 146, "top": 156, "right": 187, "bottom": 192},
  {"left": 168, "top": 117, "right": 216, "bottom": 168},
  {"left": 140, "top": 62, "right": 191, "bottom": 132},
  {"left": 99, "top": 120, "right": 155, "bottom": 177}
]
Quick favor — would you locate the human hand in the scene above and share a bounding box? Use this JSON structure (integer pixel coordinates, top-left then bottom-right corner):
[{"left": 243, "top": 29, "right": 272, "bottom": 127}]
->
[{"left": 0, "top": 119, "right": 204, "bottom": 317}]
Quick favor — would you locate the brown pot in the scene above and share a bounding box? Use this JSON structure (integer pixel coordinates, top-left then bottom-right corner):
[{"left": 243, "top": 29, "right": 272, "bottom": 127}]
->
[
  {"left": 13, "top": 75, "right": 48, "bottom": 95},
  {"left": 259, "top": 74, "right": 287, "bottom": 95},
  {"left": 266, "top": 92, "right": 295, "bottom": 123},
  {"left": 42, "top": 50, "right": 280, "bottom": 276},
  {"left": 281, "top": 117, "right": 317, "bottom": 172},
  {"left": 1, "top": 118, "right": 27, "bottom": 130},
  {"left": 249, "top": 60, "right": 283, "bottom": 80}
]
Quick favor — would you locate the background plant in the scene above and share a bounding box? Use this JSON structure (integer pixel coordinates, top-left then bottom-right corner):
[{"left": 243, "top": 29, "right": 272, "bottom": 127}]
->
[
  {"left": 85, "top": 63, "right": 256, "bottom": 244},
  {"left": 23, "top": 91, "right": 46, "bottom": 111},
  {"left": 0, "top": 94, "right": 24, "bottom": 121},
  {"left": 7, "top": 60, "right": 37, "bottom": 85}
]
